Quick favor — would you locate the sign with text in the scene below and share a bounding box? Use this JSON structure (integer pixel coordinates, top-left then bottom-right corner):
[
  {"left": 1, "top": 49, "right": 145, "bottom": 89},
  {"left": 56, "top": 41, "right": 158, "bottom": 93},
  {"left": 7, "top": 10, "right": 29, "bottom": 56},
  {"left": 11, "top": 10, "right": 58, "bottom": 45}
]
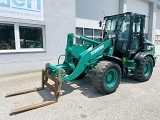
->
[{"left": 0, "top": 0, "right": 43, "bottom": 21}]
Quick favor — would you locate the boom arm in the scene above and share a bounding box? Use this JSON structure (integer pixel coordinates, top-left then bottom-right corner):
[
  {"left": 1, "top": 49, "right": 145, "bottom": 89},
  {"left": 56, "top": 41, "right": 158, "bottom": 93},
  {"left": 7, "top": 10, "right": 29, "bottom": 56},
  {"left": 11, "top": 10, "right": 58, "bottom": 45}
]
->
[{"left": 47, "top": 33, "right": 115, "bottom": 82}]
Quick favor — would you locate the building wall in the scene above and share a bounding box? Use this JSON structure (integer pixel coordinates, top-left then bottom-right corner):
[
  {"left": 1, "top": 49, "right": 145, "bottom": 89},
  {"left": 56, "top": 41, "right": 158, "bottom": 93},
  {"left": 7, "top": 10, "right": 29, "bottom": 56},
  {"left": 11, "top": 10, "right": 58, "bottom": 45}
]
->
[
  {"left": 76, "top": 0, "right": 160, "bottom": 55},
  {"left": 76, "top": 0, "right": 119, "bottom": 29},
  {"left": 76, "top": 0, "right": 149, "bottom": 32},
  {"left": 156, "top": 8, "right": 160, "bottom": 31},
  {"left": 155, "top": 7, "right": 160, "bottom": 54},
  {"left": 0, "top": 0, "right": 159, "bottom": 75},
  {"left": 0, "top": 0, "right": 75, "bottom": 75},
  {"left": 127, "top": 0, "right": 149, "bottom": 33}
]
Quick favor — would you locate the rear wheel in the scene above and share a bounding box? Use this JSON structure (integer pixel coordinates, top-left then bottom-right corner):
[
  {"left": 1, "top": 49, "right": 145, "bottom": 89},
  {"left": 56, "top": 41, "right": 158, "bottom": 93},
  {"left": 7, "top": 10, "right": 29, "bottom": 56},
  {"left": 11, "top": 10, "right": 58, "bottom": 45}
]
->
[
  {"left": 134, "top": 56, "right": 153, "bottom": 82},
  {"left": 92, "top": 61, "right": 121, "bottom": 94}
]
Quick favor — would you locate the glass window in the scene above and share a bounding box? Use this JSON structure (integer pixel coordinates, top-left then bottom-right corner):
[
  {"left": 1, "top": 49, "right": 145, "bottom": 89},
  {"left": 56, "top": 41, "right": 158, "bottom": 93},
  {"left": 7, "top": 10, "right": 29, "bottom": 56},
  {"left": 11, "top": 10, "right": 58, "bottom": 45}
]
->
[
  {"left": 155, "top": 35, "right": 160, "bottom": 45},
  {"left": 105, "top": 19, "right": 117, "bottom": 31},
  {"left": 132, "top": 23, "right": 141, "bottom": 33},
  {"left": 94, "top": 29, "right": 102, "bottom": 37},
  {"left": 19, "top": 26, "right": 43, "bottom": 48},
  {"left": 121, "top": 15, "right": 130, "bottom": 40},
  {"left": 121, "top": 22, "right": 130, "bottom": 33},
  {"left": 84, "top": 28, "right": 93, "bottom": 36},
  {"left": 0, "top": 23, "right": 15, "bottom": 50},
  {"left": 76, "top": 27, "right": 83, "bottom": 36},
  {"left": 76, "top": 27, "right": 83, "bottom": 44},
  {"left": 76, "top": 38, "right": 83, "bottom": 44}
]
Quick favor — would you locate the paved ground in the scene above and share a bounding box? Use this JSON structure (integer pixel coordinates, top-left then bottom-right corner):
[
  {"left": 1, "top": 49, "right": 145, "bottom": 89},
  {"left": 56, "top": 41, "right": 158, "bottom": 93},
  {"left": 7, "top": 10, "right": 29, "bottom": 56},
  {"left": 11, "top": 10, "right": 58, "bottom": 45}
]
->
[{"left": 0, "top": 57, "right": 160, "bottom": 120}]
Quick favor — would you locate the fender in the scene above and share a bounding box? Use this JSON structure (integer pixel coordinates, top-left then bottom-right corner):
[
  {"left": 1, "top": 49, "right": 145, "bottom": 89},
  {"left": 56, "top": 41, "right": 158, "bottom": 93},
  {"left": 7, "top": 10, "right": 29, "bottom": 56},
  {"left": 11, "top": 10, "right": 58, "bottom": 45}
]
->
[
  {"left": 104, "top": 55, "right": 124, "bottom": 76},
  {"left": 134, "top": 52, "right": 155, "bottom": 67}
]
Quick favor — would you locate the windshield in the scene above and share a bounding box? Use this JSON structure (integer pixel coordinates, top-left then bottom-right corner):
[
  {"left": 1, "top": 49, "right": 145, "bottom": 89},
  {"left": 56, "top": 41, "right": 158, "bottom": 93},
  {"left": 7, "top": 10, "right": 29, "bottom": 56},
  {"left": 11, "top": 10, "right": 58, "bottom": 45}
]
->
[
  {"left": 104, "top": 17, "right": 118, "bottom": 32},
  {"left": 103, "top": 14, "right": 131, "bottom": 40}
]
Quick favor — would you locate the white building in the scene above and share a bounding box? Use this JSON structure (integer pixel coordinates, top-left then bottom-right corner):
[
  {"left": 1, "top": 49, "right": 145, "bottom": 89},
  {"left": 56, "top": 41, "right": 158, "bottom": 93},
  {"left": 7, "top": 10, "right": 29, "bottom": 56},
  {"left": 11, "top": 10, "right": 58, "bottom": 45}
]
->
[
  {"left": 0, "top": 0, "right": 159, "bottom": 75},
  {"left": 0, "top": 0, "right": 75, "bottom": 75}
]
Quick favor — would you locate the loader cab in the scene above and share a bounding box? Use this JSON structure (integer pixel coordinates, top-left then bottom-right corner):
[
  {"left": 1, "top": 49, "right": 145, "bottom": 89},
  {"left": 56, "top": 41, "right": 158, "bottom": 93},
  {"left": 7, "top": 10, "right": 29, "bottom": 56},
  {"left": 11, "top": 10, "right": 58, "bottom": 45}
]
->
[{"left": 102, "top": 12, "right": 145, "bottom": 58}]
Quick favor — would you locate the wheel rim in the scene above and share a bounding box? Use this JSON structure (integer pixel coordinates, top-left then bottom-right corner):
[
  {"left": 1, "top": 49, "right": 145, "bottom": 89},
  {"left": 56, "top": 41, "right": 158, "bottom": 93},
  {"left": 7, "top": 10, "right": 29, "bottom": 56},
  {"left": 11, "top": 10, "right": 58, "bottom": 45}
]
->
[
  {"left": 144, "top": 62, "right": 151, "bottom": 77},
  {"left": 105, "top": 69, "right": 118, "bottom": 88}
]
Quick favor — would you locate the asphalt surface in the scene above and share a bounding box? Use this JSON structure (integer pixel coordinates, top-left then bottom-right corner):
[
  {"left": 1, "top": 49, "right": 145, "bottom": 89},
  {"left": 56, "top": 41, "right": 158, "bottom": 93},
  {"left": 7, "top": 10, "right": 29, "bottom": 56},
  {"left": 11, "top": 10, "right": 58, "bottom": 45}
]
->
[{"left": 0, "top": 57, "right": 160, "bottom": 120}]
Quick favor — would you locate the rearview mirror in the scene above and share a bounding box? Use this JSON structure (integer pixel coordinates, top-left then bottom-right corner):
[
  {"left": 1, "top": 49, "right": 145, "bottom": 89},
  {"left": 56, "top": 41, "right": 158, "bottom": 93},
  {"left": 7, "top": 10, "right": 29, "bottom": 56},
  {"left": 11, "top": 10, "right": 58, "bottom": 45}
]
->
[{"left": 99, "top": 21, "right": 102, "bottom": 27}]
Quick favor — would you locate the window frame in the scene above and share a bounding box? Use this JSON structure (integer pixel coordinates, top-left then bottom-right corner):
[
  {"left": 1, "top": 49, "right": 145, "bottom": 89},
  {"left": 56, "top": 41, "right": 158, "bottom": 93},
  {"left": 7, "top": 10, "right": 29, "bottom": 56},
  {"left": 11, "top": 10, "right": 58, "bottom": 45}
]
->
[
  {"left": 84, "top": 28, "right": 93, "bottom": 38},
  {"left": 94, "top": 29, "right": 102, "bottom": 39},
  {"left": 75, "top": 27, "right": 102, "bottom": 44},
  {"left": 155, "top": 35, "right": 160, "bottom": 45},
  {"left": 0, "top": 22, "right": 45, "bottom": 53}
]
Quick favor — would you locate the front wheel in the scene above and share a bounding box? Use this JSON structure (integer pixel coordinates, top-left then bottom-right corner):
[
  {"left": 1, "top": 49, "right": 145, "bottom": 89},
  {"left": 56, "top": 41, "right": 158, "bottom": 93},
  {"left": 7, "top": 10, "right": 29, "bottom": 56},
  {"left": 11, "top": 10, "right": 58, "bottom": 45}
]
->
[
  {"left": 92, "top": 61, "right": 121, "bottom": 94},
  {"left": 134, "top": 56, "right": 153, "bottom": 82}
]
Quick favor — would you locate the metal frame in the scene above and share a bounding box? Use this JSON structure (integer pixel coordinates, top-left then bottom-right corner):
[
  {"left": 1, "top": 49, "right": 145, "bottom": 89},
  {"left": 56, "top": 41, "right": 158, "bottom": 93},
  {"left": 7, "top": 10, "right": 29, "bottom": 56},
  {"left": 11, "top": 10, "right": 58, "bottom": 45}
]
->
[{"left": 6, "top": 64, "right": 62, "bottom": 114}]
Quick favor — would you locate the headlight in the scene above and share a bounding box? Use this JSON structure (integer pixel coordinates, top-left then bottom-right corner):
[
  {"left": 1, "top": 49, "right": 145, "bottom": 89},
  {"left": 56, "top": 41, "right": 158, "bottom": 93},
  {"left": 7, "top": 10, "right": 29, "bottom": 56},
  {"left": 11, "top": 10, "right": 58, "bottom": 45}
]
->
[{"left": 147, "top": 46, "right": 154, "bottom": 50}]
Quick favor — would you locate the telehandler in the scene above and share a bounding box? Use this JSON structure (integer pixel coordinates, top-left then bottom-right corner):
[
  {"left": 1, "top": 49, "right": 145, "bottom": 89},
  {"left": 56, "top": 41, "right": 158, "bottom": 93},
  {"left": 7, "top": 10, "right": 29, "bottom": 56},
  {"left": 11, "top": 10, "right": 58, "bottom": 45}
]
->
[{"left": 6, "top": 12, "right": 157, "bottom": 114}]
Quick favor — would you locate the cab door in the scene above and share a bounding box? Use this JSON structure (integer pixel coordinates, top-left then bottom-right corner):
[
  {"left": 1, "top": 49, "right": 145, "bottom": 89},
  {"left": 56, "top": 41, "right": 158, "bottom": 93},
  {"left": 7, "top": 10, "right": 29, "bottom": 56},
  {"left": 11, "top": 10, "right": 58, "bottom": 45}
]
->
[{"left": 129, "top": 15, "right": 144, "bottom": 56}]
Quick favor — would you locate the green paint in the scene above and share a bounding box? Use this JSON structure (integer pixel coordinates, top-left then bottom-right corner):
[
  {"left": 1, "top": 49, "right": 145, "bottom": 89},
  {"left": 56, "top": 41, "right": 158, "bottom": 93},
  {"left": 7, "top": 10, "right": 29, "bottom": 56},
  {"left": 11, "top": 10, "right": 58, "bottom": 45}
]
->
[
  {"left": 46, "top": 33, "right": 115, "bottom": 82},
  {"left": 43, "top": 12, "right": 157, "bottom": 98},
  {"left": 105, "top": 69, "right": 118, "bottom": 88},
  {"left": 144, "top": 62, "right": 151, "bottom": 77},
  {"left": 46, "top": 33, "right": 156, "bottom": 82}
]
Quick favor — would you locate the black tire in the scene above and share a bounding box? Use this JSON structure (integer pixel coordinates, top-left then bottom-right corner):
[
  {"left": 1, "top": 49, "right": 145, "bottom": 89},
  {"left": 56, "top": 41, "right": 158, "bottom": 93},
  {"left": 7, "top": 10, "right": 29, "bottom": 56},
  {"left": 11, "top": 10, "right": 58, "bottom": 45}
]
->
[
  {"left": 92, "top": 61, "right": 121, "bottom": 94},
  {"left": 134, "top": 56, "right": 153, "bottom": 82}
]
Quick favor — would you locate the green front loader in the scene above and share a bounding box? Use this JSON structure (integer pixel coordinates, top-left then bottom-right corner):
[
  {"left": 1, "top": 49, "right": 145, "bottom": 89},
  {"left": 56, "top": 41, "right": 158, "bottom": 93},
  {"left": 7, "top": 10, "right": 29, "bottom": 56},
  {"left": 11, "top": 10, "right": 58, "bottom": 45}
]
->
[
  {"left": 46, "top": 12, "right": 156, "bottom": 93},
  {"left": 7, "top": 12, "right": 157, "bottom": 114}
]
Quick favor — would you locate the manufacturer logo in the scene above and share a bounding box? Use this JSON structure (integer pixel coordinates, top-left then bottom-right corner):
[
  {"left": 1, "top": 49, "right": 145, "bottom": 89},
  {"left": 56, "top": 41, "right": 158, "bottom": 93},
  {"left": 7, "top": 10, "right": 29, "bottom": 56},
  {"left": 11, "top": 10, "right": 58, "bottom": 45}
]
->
[
  {"left": 0, "top": 0, "right": 43, "bottom": 21},
  {"left": 91, "top": 45, "right": 104, "bottom": 55},
  {"left": 0, "top": 0, "right": 41, "bottom": 12}
]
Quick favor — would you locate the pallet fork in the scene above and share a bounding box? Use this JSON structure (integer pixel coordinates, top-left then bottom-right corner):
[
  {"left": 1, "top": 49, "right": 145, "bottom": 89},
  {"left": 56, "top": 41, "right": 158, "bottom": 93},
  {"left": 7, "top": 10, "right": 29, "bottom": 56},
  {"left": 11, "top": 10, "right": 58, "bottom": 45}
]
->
[{"left": 6, "top": 64, "right": 63, "bottom": 114}]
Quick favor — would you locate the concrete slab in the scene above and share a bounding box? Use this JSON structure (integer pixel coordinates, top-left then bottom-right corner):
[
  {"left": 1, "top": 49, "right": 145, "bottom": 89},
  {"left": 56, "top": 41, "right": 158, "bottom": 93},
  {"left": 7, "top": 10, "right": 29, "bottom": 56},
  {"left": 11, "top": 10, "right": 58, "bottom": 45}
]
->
[{"left": 0, "top": 58, "right": 160, "bottom": 120}]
